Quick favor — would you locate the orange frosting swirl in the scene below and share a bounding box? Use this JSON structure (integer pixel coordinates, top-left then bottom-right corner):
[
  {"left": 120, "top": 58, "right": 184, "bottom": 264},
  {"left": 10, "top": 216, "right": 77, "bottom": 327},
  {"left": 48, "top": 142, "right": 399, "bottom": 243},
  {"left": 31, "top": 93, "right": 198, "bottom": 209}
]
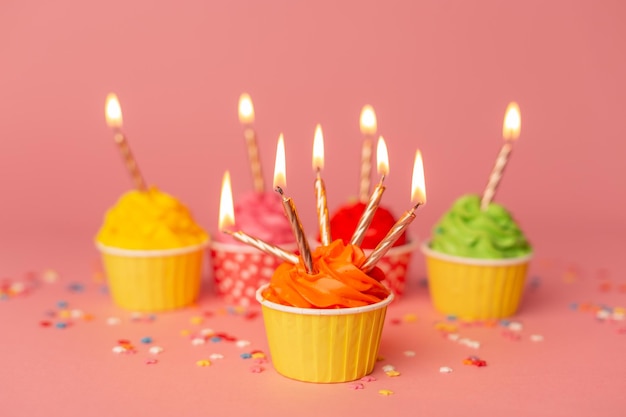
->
[{"left": 261, "top": 240, "right": 390, "bottom": 308}]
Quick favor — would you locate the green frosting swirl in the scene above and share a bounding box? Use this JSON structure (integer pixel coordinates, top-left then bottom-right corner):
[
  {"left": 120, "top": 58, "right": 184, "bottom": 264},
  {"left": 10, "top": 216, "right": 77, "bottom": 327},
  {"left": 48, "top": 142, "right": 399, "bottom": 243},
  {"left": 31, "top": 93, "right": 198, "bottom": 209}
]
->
[{"left": 430, "top": 194, "right": 532, "bottom": 259}]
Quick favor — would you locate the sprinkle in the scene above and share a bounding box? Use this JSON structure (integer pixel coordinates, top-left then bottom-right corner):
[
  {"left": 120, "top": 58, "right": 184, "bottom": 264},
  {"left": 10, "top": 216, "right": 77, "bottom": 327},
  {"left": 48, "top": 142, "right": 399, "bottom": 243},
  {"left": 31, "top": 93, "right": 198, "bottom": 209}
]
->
[
  {"left": 210, "top": 336, "right": 222, "bottom": 343},
  {"left": 209, "top": 353, "right": 224, "bottom": 360},
  {"left": 251, "top": 351, "right": 266, "bottom": 359},
  {"left": 447, "top": 333, "right": 460, "bottom": 341},
  {"left": 56, "top": 301, "right": 68, "bottom": 309},
  {"left": 140, "top": 337, "right": 153, "bottom": 344},
  {"left": 240, "top": 353, "right": 252, "bottom": 359},
  {"left": 196, "top": 359, "right": 211, "bottom": 367},
  {"left": 148, "top": 346, "right": 164, "bottom": 355},
  {"left": 235, "top": 340, "right": 251, "bottom": 348},
  {"left": 378, "top": 389, "right": 394, "bottom": 396},
  {"left": 106, "top": 317, "right": 120, "bottom": 325},
  {"left": 67, "top": 283, "right": 84, "bottom": 293},
  {"left": 253, "top": 358, "right": 269, "bottom": 365},
  {"left": 39, "top": 320, "right": 52, "bottom": 327},
  {"left": 508, "top": 321, "right": 523, "bottom": 331},
  {"left": 348, "top": 383, "right": 365, "bottom": 390},
  {"left": 250, "top": 366, "right": 265, "bottom": 373},
  {"left": 439, "top": 366, "right": 453, "bottom": 373},
  {"left": 403, "top": 313, "right": 418, "bottom": 322},
  {"left": 530, "top": 334, "right": 544, "bottom": 342},
  {"left": 199, "top": 328, "right": 214, "bottom": 336},
  {"left": 70, "top": 309, "right": 84, "bottom": 319},
  {"left": 463, "top": 356, "right": 487, "bottom": 367},
  {"left": 190, "top": 316, "right": 204, "bottom": 325},
  {"left": 180, "top": 329, "right": 191, "bottom": 337},
  {"left": 130, "top": 312, "right": 143, "bottom": 321},
  {"left": 360, "top": 376, "right": 377, "bottom": 382},
  {"left": 42, "top": 269, "right": 59, "bottom": 283},
  {"left": 403, "top": 350, "right": 416, "bottom": 357},
  {"left": 112, "top": 346, "right": 126, "bottom": 354},
  {"left": 191, "top": 338, "right": 206, "bottom": 346},
  {"left": 145, "top": 359, "right": 158, "bottom": 365},
  {"left": 381, "top": 365, "right": 396, "bottom": 372},
  {"left": 55, "top": 322, "right": 68, "bottom": 329},
  {"left": 385, "top": 370, "right": 401, "bottom": 377}
]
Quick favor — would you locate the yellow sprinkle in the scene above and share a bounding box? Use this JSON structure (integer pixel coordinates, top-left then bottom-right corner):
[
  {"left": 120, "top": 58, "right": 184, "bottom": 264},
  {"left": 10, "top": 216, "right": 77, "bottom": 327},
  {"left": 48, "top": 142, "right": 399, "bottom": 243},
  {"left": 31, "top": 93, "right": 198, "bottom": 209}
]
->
[
  {"left": 180, "top": 329, "right": 191, "bottom": 336},
  {"left": 378, "top": 389, "right": 394, "bottom": 396},
  {"left": 196, "top": 359, "right": 211, "bottom": 367},
  {"left": 58, "top": 310, "right": 71, "bottom": 319},
  {"left": 614, "top": 307, "right": 625, "bottom": 314},
  {"left": 190, "top": 316, "right": 204, "bottom": 325},
  {"left": 251, "top": 352, "right": 266, "bottom": 359},
  {"left": 385, "top": 370, "right": 401, "bottom": 377},
  {"left": 403, "top": 313, "right": 418, "bottom": 322}
]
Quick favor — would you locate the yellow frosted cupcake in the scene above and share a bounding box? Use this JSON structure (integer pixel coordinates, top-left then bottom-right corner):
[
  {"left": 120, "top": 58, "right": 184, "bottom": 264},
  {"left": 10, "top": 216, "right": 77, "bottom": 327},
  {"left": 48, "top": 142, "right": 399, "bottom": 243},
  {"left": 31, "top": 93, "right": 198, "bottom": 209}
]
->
[
  {"left": 96, "top": 187, "right": 209, "bottom": 311},
  {"left": 422, "top": 194, "right": 532, "bottom": 320}
]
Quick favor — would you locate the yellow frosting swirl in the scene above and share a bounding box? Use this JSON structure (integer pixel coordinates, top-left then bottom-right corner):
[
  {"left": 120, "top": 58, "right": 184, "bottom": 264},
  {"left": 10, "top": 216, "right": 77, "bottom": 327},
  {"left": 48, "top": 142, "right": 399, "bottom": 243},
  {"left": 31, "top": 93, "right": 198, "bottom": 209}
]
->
[{"left": 96, "top": 187, "right": 208, "bottom": 250}]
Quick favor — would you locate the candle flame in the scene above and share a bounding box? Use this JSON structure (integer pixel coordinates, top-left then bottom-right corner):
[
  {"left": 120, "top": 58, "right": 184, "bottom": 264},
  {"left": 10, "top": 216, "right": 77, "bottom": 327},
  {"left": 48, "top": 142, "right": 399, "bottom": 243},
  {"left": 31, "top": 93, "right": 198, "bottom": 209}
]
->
[
  {"left": 273, "top": 133, "right": 287, "bottom": 189},
  {"left": 411, "top": 149, "right": 426, "bottom": 204},
  {"left": 360, "top": 105, "right": 377, "bottom": 135},
  {"left": 312, "top": 124, "right": 324, "bottom": 171},
  {"left": 376, "top": 136, "right": 389, "bottom": 176},
  {"left": 105, "top": 93, "right": 123, "bottom": 128},
  {"left": 502, "top": 102, "right": 521, "bottom": 140},
  {"left": 238, "top": 93, "right": 255, "bottom": 124},
  {"left": 218, "top": 171, "right": 235, "bottom": 230}
]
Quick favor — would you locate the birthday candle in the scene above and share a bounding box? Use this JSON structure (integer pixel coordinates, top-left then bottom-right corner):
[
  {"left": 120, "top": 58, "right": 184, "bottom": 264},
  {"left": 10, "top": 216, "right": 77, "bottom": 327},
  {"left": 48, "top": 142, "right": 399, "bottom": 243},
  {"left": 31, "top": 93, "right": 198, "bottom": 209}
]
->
[
  {"left": 312, "top": 124, "right": 331, "bottom": 245},
  {"left": 104, "top": 93, "right": 147, "bottom": 191},
  {"left": 358, "top": 105, "right": 377, "bottom": 202},
  {"left": 480, "top": 102, "right": 521, "bottom": 210},
  {"left": 238, "top": 93, "right": 265, "bottom": 192}
]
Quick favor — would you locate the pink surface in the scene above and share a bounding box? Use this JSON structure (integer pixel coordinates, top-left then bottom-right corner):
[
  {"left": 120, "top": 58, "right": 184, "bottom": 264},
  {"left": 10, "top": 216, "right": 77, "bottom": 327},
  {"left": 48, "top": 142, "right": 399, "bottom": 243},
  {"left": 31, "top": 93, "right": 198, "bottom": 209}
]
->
[
  {"left": 2, "top": 235, "right": 625, "bottom": 416},
  {"left": 1, "top": 0, "right": 626, "bottom": 415}
]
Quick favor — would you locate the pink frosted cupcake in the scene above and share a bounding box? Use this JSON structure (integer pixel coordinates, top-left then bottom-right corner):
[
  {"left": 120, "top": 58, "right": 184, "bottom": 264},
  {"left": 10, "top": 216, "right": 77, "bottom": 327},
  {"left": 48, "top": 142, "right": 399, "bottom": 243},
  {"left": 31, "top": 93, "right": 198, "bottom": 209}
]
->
[{"left": 209, "top": 191, "right": 297, "bottom": 306}]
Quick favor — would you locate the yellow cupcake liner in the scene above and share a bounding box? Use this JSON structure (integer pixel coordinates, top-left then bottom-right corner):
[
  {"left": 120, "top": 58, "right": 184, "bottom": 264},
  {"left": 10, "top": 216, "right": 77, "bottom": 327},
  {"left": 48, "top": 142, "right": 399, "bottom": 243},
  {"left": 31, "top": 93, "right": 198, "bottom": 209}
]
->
[
  {"left": 96, "top": 241, "right": 208, "bottom": 312},
  {"left": 256, "top": 285, "right": 394, "bottom": 383},
  {"left": 421, "top": 242, "right": 532, "bottom": 320}
]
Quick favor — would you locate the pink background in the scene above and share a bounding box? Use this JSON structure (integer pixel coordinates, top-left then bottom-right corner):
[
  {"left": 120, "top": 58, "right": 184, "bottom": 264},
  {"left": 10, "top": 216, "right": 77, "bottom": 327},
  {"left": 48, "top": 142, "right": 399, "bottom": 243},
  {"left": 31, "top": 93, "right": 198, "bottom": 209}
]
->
[{"left": 1, "top": 1, "right": 626, "bottom": 416}]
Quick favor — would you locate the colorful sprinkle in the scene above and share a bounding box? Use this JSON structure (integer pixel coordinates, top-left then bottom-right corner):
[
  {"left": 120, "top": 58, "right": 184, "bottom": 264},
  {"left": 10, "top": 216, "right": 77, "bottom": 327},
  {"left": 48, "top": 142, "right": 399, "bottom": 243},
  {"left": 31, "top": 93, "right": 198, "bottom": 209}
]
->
[
  {"left": 209, "top": 353, "right": 224, "bottom": 360},
  {"left": 348, "top": 383, "right": 365, "bottom": 390},
  {"left": 360, "top": 376, "right": 377, "bottom": 382},
  {"left": 235, "top": 340, "right": 251, "bottom": 348},
  {"left": 145, "top": 359, "right": 158, "bottom": 365},
  {"left": 463, "top": 356, "right": 487, "bottom": 367},
  {"left": 148, "top": 346, "right": 164, "bottom": 355},
  {"left": 250, "top": 366, "right": 265, "bottom": 373},
  {"left": 140, "top": 337, "right": 153, "bottom": 344},
  {"left": 403, "top": 350, "right": 416, "bottom": 357},
  {"left": 439, "top": 366, "right": 453, "bottom": 373},
  {"left": 530, "top": 334, "right": 544, "bottom": 342},
  {"left": 196, "top": 359, "right": 211, "bottom": 367},
  {"left": 378, "top": 389, "right": 394, "bottom": 396}
]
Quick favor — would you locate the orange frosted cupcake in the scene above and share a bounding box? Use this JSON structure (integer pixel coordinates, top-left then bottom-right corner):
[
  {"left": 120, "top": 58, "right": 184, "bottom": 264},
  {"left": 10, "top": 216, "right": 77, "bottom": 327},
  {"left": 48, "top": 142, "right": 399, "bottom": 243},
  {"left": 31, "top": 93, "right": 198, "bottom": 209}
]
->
[{"left": 257, "top": 239, "right": 393, "bottom": 383}]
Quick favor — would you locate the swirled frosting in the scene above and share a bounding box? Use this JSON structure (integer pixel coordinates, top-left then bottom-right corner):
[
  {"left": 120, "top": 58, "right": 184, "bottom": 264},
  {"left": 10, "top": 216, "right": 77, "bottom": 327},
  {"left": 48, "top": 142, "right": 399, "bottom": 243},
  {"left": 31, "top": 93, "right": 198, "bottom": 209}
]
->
[
  {"left": 96, "top": 187, "right": 208, "bottom": 250},
  {"left": 429, "top": 194, "right": 531, "bottom": 259},
  {"left": 328, "top": 201, "right": 407, "bottom": 249},
  {"left": 261, "top": 239, "right": 390, "bottom": 308},
  {"left": 216, "top": 191, "right": 295, "bottom": 245}
]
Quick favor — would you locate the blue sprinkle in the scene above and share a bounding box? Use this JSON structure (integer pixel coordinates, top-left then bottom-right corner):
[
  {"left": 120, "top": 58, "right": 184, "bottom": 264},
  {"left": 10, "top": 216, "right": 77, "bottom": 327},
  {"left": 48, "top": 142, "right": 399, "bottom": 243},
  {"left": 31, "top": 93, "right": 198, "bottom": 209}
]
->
[
  {"left": 499, "top": 319, "right": 511, "bottom": 327},
  {"left": 57, "top": 301, "right": 68, "bottom": 308},
  {"left": 240, "top": 353, "right": 252, "bottom": 359},
  {"left": 67, "top": 283, "right": 85, "bottom": 293},
  {"left": 569, "top": 302, "right": 579, "bottom": 310},
  {"left": 446, "top": 315, "right": 457, "bottom": 322},
  {"left": 140, "top": 337, "right": 153, "bottom": 344},
  {"left": 148, "top": 314, "right": 157, "bottom": 321},
  {"left": 55, "top": 322, "right": 67, "bottom": 329},
  {"left": 210, "top": 336, "right": 222, "bottom": 343}
]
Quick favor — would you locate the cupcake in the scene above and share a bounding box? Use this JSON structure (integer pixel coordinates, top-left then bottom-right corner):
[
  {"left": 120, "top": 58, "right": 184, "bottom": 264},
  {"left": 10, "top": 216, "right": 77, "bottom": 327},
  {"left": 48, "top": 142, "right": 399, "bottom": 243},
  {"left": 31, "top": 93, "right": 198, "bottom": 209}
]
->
[
  {"left": 209, "top": 191, "right": 297, "bottom": 307},
  {"left": 421, "top": 194, "right": 532, "bottom": 320},
  {"left": 326, "top": 200, "right": 418, "bottom": 297},
  {"left": 96, "top": 187, "right": 209, "bottom": 312},
  {"left": 257, "top": 239, "right": 393, "bottom": 383}
]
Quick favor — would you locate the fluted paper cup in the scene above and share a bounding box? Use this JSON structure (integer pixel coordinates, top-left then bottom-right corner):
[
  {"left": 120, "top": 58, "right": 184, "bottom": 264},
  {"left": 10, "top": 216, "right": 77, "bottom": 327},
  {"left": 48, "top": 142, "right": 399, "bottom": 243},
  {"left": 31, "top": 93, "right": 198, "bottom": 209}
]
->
[
  {"left": 256, "top": 284, "right": 394, "bottom": 383},
  {"left": 421, "top": 242, "right": 532, "bottom": 320},
  {"left": 96, "top": 241, "right": 207, "bottom": 312}
]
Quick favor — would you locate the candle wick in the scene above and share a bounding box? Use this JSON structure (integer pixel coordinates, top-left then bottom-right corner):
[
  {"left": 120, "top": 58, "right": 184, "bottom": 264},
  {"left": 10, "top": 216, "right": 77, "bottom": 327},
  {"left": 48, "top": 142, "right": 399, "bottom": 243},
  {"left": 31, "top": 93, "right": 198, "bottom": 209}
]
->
[{"left": 275, "top": 186, "right": 284, "bottom": 196}]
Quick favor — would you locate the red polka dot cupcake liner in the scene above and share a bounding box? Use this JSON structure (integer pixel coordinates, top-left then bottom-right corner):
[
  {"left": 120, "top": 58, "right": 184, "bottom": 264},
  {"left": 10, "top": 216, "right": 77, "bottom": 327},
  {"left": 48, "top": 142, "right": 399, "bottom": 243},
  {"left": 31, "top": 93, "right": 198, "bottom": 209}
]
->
[
  {"left": 362, "top": 239, "right": 419, "bottom": 297},
  {"left": 208, "top": 241, "right": 299, "bottom": 307}
]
